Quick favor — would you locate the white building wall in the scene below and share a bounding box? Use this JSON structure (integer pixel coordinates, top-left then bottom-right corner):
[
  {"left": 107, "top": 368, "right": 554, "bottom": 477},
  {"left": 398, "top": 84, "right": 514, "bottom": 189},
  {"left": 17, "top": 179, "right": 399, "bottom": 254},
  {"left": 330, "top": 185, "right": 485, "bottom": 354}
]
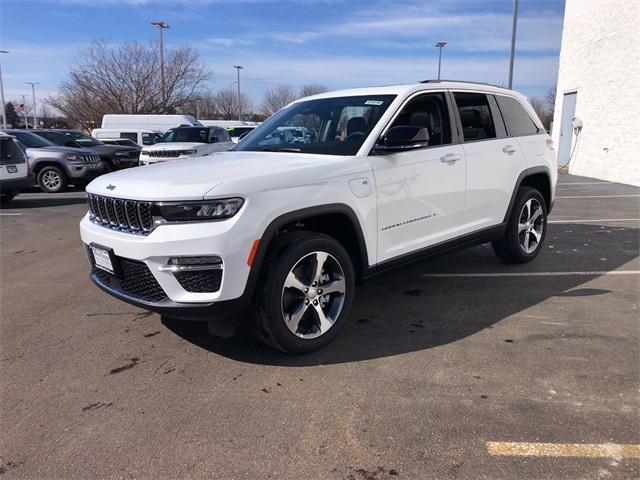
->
[{"left": 552, "top": 0, "right": 640, "bottom": 186}]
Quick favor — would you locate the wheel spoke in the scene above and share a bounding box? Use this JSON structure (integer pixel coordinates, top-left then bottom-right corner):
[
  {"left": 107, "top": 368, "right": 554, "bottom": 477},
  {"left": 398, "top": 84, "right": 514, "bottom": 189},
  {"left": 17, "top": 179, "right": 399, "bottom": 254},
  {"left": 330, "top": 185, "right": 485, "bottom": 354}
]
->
[
  {"left": 285, "top": 302, "right": 309, "bottom": 333},
  {"left": 518, "top": 222, "right": 528, "bottom": 233},
  {"left": 531, "top": 206, "right": 543, "bottom": 223},
  {"left": 313, "top": 304, "right": 333, "bottom": 333},
  {"left": 320, "top": 278, "right": 345, "bottom": 296},
  {"left": 524, "top": 231, "right": 531, "bottom": 252},
  {"left": 284, "top": 271, "right": 307, "bottom": 293},
  {"left": 312, "top": 252, "right": 329, "bottom": 283},
  {"left": 531, "top": 228, "right": 542, "bottom": 242}
]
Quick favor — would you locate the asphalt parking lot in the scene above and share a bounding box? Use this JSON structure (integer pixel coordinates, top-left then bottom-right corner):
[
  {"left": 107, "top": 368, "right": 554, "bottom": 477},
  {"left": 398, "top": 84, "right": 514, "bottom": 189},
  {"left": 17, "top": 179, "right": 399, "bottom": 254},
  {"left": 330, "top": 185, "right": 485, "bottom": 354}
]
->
[{"left": 1, "top": 173, "right": 638, "bottom": 480}]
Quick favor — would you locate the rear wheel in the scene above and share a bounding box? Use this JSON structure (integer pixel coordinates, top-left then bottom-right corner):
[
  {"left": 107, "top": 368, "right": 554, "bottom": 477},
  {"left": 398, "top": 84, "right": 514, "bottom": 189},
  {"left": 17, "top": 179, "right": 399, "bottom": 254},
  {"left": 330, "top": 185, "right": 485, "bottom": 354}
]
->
[
  {"left": 492, "top": 186, "right": 547, "bottom": 263},
  {"left": 251, "top": 231, "right": 355, "bottom": 354},
  {"left": 37, "top": 166, "right": 67, "bottom": 193}
]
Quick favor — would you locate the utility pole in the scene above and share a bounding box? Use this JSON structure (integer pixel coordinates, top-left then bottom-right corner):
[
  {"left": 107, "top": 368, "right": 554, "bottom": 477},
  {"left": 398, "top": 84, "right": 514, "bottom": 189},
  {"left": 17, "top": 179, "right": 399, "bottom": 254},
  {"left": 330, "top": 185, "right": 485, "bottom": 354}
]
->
[
  {"left": 27, "top": 82, "right": 40, "bottom": 128},
  {"left": 0, "top": 50, "right": 8, "bottom": 129},
  {"left": 151, "top": 21, "right": 170, "bottom": 110},
  {"left": 435, "top": 42, "right": 446, "bottom": 80},
  {"left": 508, "top": 0, "right": 519, "bottom": 89},
  {"left": 233, "top": 65, "right": 243, "bottom": 121},
  {"left": 20, "top": 94, "right": 29, "bottom": 129}
]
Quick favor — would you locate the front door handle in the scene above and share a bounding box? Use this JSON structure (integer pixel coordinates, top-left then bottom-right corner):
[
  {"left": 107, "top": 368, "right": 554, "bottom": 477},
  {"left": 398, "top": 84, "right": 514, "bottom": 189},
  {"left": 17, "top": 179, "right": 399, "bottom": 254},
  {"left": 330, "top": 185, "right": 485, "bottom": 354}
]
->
[
  {"left": 440, "top": 153, "right": 461, "bottom": 164},
  {"left": 502, "top": 145, "right": 518, "bottom": 154}
]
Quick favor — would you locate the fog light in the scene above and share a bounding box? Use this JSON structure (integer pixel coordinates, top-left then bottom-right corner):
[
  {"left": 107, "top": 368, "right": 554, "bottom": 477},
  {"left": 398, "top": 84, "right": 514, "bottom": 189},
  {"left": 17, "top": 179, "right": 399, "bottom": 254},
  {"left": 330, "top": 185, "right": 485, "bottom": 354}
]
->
[{"left": 168, "top": 256, "right": 222, "bottom": 266}]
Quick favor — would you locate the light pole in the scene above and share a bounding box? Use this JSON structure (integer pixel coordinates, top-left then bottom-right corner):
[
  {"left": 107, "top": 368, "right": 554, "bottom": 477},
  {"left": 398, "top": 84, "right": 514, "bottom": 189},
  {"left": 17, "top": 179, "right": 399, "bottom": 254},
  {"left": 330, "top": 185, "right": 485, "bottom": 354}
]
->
[
  {"left": 435, "top": 42, "right": 446, "bottom": 80},
  {"left": 151, "top": 21, "right": 170, "bottom": 109},
  {"left": 233, "top": 65, "right": 243, "bottom": 121},
  {"left": 508, "top": 0, "right": 519, "bottom": 89},
  {"left": 0, "top": 50, "right": 8, "bottom": 129},
  {"left": 20, "top": 94, "right": 29, "bottom": 129},
  {"left": 27, "top": 82, "right": 40, "bottom": 128}
]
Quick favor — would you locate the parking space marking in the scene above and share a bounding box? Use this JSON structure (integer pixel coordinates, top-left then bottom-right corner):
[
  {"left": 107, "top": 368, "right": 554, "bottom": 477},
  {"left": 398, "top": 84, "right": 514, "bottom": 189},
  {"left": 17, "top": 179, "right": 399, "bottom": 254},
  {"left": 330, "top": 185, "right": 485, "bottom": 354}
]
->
[
  {"left": 557, "top": 182, "right": 612, "bottom": 185},
  {"left": 0, "top": 212, "right": 22, "bottom": 216},
  {"left": 549, "top": 218, "right": 639, "bottom": 224},
  {"left": 486, "top": 442, "right": 640, "bottom": 459},
  {"left": 557, "top": 195, "right": 640, "bottom": 199},
  {"left": 423, "top": 271, "right": 640, "bottom": 278}
]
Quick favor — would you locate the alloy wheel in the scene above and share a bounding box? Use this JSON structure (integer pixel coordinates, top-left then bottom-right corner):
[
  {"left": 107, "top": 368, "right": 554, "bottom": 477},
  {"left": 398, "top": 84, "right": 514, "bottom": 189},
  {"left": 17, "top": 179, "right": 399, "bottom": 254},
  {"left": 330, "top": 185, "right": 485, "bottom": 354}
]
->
[
  {"left": 281, "top": 251, "right": 346, "bottom": 339},
  {"left": 42, "top": 171, "right": 61, "bottom": 190},
  {"left": 518, "top": 198, "right": 544, "bottom": 254}
]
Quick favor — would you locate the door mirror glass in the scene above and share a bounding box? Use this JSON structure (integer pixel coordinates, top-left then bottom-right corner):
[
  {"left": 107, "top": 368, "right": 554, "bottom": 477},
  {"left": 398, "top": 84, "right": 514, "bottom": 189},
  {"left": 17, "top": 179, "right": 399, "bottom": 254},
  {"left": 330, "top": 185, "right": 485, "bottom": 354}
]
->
[
  {"left": 209, "top": 136, "right": 219, "bottom": 144},
  {"left": 374, "top": 126, "right": 430, "bottom": 152}
]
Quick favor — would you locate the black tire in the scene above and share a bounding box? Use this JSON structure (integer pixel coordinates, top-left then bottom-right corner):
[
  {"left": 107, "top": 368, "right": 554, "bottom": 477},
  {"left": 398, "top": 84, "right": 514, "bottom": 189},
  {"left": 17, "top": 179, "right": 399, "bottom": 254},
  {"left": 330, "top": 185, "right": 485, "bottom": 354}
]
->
[
  {"left": 0, "top": 190, "right": 18, "bottom": 203},
  {"left": 492, "top": 186, "right": 547, "bottom": 263},
  {"left": 250, "top": 231, "right": 356, "bottom": 354},
  {"left": 37, "top": 166, "right": 68, "bottom": 193}
]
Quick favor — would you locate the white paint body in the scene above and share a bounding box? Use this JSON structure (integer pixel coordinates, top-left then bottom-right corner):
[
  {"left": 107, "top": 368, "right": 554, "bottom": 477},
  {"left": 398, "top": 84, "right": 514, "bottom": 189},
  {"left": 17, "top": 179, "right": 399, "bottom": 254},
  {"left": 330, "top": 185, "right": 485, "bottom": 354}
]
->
[
  {"left": 552, "top": 0, "right": 640, "bottom": 186},
  {"left": 80, "top": 82, "right": 556, "bottom": 305}
]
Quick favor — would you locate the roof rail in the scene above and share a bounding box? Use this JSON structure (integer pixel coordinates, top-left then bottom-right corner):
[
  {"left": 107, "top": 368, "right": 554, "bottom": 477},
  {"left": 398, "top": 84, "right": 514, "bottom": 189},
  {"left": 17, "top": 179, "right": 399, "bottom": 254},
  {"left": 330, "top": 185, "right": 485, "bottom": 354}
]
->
[{"left": 420, "top": 79, "right": 505, "bottom": 88}]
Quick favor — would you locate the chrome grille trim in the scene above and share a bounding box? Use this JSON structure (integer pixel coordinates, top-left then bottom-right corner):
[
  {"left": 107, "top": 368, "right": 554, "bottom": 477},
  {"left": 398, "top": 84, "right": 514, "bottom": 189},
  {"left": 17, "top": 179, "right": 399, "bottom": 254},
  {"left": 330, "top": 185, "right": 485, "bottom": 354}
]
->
[{"left": 87, "top": 193, "right": 153, "bottom": 236}]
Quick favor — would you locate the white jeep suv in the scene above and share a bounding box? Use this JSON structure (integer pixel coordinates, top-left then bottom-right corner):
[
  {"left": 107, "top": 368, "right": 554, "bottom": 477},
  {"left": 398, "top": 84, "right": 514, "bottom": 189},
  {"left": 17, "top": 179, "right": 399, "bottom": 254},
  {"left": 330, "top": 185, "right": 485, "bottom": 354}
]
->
[
  {"left": 139, "top": 126, "right": 234, "bottom": 165},
  {"left": 80, "top": 81, "right": 556, "bottom": 354}
]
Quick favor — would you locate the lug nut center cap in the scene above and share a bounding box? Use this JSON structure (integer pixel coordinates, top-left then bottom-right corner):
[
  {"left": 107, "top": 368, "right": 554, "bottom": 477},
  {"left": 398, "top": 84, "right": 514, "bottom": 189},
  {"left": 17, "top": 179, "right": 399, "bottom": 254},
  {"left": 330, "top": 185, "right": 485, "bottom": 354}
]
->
[{"left": 308, "top": 288, "right": 317, "bottom": 299}]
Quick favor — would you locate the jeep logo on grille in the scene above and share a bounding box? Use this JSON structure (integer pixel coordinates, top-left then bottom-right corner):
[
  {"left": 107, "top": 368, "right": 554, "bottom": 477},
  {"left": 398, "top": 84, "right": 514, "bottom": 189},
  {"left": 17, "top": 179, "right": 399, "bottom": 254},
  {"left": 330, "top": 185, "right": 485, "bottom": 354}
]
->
[{"left": 106, "top": 184, "right": 116, "bottom": 191}]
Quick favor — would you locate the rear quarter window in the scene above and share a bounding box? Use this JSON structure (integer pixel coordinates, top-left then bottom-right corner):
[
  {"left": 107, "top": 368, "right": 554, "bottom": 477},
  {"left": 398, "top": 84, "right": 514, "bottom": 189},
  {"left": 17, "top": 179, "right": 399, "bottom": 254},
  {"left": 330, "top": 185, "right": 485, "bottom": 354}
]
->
[{"left": 495, "top": 96, "right": 540, "bottom": 137}]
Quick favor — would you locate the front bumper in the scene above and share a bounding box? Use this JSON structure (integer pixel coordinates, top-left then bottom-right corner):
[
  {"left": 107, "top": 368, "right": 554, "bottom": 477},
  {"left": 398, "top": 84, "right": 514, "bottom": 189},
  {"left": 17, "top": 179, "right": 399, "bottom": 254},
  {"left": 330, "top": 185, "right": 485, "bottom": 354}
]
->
[{"left": 67, "top": 162, "right": 106, "bottom": 180}]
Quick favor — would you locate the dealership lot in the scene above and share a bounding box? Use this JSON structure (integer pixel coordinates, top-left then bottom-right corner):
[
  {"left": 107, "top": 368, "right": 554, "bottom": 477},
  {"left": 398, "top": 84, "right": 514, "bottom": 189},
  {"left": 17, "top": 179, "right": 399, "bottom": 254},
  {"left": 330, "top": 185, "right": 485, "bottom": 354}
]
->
[{"left": 1, "top": 174, "right": 638, "bottom": 479}]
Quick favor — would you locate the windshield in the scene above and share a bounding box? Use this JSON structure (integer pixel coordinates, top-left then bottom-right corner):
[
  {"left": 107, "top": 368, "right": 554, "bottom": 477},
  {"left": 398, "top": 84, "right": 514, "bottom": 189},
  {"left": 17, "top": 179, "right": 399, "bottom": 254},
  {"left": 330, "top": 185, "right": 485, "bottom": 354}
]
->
[
  {"left": 234, "top": 95, "right": 396, "bottom": 156},
  {"left": 64, "top": 131, "right": 102, "bottom": 147},
  {"left": 160, "top": 127, "right": 211, "bottom": 143},
  {"left": 14, "top": 131, "right": 55, "bottom": 148}
]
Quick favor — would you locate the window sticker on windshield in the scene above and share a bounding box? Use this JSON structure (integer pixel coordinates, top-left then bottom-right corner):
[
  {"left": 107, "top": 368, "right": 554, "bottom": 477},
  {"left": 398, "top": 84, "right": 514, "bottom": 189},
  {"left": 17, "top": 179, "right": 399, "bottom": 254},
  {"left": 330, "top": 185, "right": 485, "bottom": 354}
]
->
[{"left": 364, "top": 100, "right": 384, "bottom": 106}]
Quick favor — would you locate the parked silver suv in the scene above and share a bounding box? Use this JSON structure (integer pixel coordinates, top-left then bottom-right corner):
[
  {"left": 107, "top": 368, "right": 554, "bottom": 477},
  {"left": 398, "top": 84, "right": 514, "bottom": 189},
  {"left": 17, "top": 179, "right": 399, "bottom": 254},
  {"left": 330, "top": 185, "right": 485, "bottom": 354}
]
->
[{"left": 2, "top": 130, "right": 106, "bottom": 193}]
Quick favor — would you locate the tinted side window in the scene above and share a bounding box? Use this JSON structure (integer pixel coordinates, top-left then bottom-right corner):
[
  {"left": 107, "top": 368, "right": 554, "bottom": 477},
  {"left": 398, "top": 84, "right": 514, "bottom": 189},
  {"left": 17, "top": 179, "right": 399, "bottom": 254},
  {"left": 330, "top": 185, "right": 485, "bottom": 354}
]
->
[
  {"left": 495, "top": 96, "right": 540, "bottom": 136},
  {"left": 120, "top": 132, "right": 137, "bottom": 142},
  {"left": 0, "top": 139, "right": 26, "bottom": 165},
  {"left": 389, "top": 92, "right": 451, "bottom": 146},
  {"left": 453, "top": 92, "right": 496, "bottom": 142},
  {"left": 214, "top": 127, "right": 231, "bottom": 142}
]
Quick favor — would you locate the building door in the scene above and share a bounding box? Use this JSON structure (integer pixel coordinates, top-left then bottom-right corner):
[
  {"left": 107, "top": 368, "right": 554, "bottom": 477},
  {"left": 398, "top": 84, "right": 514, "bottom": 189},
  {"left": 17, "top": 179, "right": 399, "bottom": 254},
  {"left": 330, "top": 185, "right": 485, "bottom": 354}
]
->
[{"left": 557, "top": 91, "right": 577, "bottom": 166}]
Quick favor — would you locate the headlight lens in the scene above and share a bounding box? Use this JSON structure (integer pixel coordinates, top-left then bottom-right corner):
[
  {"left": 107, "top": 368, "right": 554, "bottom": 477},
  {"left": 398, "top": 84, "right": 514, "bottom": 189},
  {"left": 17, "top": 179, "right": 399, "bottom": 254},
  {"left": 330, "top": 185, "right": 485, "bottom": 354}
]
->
[
  {"left": 140, "top": 150, "right": 149, "bottom": 156},
  {"left": 114, "top": 151, "right": 129, "bottom": 157},
  {"left": 64, "top": 154, "right": 78, "bottom": 161},
  {"left": 156, "top": 198, "right": 244, "bottom": 222},
  {"left": 180, "top": 149, "right": 197, "bottom": 155}
]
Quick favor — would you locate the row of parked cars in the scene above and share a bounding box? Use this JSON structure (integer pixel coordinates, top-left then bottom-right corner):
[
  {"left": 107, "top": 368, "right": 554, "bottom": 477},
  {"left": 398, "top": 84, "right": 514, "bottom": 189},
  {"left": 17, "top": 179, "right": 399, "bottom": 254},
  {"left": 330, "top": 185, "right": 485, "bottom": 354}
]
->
[{"left": 0, "top": 118, "right": 260, "bottom": 201}]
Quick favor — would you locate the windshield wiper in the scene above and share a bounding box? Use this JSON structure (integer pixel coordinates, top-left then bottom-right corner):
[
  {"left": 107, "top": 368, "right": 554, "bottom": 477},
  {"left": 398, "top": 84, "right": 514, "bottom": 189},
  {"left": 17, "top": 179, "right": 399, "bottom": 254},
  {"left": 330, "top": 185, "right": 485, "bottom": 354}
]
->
[{"left": 258, "top": 147, "right": 302, "bottom": 153}]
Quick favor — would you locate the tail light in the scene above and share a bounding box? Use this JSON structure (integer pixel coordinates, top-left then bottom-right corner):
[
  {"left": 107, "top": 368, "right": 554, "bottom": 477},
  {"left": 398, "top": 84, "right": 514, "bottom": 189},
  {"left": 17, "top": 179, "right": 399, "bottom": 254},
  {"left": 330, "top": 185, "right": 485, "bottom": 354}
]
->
[{"left": 546, "top": 139, "right": 555, "bottom": 150}]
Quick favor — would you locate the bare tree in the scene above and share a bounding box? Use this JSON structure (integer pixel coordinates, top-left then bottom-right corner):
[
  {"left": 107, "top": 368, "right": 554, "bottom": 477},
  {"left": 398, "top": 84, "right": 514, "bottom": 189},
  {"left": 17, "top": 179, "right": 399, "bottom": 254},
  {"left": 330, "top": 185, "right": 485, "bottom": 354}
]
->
[
  {"left": 544, "top": 87, "right": 556, "bottom": 112},
  {"left": 47, "top": 40, "right": 211, "bottom": 129},
  {"left": 181, "top": 91, "right": 218, "bottom": 119},
  {"left": 299, "top": 83, "right": 329, "bottom": 98},
  {"left": 212, "top": 87, "right": 252, "bottom": 120},
  {"left": 262, "top": 84, "right": 297, "bottom": 115},
  {"left": 529, "top": 96, "right": 553, "bottom": 131}
]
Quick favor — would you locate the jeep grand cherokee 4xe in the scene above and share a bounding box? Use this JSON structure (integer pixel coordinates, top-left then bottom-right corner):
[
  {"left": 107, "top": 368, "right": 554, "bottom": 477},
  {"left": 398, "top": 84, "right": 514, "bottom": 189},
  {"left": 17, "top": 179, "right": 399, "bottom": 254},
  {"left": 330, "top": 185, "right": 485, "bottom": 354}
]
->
[{"left": 80, "top": 81, "right": 556, "bottom": 354}]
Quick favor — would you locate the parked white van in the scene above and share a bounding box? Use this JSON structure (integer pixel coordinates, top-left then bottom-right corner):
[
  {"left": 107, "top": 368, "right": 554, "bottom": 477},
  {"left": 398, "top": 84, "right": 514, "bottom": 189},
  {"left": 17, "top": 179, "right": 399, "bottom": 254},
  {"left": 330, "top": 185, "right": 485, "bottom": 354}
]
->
[
  {"left": 100, "top": 114, "right": 203, "bottom": 133},
  {"left": 139, "top": 126, "right": 234, "bottom": 165},
  {"left": 92, "top": 128, "right": 162, "bottom": 147}
]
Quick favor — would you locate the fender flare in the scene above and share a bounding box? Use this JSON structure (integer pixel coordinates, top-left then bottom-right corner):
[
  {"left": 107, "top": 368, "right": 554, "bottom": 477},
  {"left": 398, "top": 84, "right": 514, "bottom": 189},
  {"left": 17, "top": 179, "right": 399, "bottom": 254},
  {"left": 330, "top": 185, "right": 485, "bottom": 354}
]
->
[{"left": 502, "top": 166, "right": 553, "bottom": 224}]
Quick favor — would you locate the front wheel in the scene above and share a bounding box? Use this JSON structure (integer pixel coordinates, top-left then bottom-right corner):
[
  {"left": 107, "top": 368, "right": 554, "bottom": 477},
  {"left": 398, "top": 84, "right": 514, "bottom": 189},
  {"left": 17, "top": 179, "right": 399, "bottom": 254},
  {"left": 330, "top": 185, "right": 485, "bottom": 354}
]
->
[
  {"left": 492, "top": 186, "right": 547, "bottom": 263},
  {"left": 37, "top": 166, "right": 67, "bottom": 193},
  {"left": 251, "top": 231, "right": 355, "bottom": 354}
]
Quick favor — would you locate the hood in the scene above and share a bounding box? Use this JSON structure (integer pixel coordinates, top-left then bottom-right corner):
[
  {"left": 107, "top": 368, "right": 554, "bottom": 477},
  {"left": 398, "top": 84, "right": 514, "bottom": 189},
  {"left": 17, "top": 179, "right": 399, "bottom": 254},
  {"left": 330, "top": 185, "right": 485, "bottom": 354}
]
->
[
  {"left": 142, "top": 142, "right": 206, "bottom": 152},
  {"left": 86, "top": 151, "right": 363, "bottom": 202},
  {"left": 89, "top": 144, "right": 139, "bottom": 154},
  {"left": 26, "top": 145, "right": 90, "bottom": 156}
]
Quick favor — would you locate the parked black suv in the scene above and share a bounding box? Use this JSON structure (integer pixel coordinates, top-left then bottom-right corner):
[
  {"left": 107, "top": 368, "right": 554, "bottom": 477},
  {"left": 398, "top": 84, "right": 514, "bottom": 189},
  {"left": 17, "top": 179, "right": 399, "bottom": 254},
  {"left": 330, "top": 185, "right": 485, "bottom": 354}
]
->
[{"left": 31, "top": 129, "right": 140, "bottom": 171}]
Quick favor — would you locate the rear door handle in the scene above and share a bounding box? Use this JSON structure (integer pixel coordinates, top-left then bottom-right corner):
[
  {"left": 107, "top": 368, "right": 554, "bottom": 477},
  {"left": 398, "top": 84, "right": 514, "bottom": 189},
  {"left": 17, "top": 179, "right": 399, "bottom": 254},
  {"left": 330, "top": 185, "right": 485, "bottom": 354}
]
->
[
  {"left": 502, "top": 145, "right": 518, "bottom": 154},
  {"left": 440, "top": 153, "right": 461, "bottom": 164}
]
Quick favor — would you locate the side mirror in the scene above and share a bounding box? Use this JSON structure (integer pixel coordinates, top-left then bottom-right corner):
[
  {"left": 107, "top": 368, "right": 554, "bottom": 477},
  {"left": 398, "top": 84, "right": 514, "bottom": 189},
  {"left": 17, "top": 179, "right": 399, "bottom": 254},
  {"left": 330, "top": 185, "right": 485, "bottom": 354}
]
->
[
  {"left": 209, "top": 137, "right": 219, "bottom": 144},
  {"left": 373, "top": 126, "right": 430, "bottom": 153}
]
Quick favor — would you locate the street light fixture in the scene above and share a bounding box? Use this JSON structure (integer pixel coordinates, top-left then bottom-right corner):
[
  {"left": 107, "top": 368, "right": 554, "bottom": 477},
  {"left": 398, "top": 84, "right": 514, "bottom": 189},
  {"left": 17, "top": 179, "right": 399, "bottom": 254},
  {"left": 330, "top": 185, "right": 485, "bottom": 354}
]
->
[
  {"left": 508, "top": 0, "right": 519, "bottom": 89},
  {"left": 151, "top": 21, "right": 170, "bottom": 109},
  {"left": 0, "top": 50, "right": 8, "bottom": 129},
  {"left": 27, "top": 81, "right": 40, "bottom": 128},
  {"left": 233, "top": 65, "right": 243, "bottom": 121},
  {"left": 435, "top": 42, "right": 447, "bottom": 80}
]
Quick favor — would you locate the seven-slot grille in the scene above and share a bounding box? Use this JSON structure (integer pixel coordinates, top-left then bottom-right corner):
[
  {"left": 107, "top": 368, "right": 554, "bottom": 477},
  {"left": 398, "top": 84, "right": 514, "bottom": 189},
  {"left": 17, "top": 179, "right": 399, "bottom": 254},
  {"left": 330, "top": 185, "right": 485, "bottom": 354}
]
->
[
  {"left": 79, "top": 154, "right": 101, "bottom": 163},
  {"left": 145, "top": 150, "right": 190, "bottom": 158},
  {"left": 87, "top": 193, "right": 153, "bottom": 234}
]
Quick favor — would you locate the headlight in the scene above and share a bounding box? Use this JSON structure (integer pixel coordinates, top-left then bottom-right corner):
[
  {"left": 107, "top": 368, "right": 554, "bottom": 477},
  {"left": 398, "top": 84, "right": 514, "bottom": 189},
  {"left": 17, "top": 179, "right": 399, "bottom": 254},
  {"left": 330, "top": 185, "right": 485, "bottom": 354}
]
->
[
  {"left": 140, "top": 151, "right": 149, "bottom": 156},
  {"left": 64, "top": 154, "right": 78, "bottom": 161},
  {"left": 180, "top": 150, "right": 197, "bottom": 156},
  {"left": 155, "top": 198, "right": 244, "bottom": 223},
  {"left": 114, "top": 151, "right": 129, "bottom": 157}
]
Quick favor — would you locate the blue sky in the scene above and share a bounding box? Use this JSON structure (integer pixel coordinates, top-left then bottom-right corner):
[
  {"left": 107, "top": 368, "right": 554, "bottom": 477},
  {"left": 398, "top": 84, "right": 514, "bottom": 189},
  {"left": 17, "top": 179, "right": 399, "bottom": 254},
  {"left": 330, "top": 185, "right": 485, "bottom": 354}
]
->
[{"left": 1, "top": 0, "right": 565, "bottom": 110}]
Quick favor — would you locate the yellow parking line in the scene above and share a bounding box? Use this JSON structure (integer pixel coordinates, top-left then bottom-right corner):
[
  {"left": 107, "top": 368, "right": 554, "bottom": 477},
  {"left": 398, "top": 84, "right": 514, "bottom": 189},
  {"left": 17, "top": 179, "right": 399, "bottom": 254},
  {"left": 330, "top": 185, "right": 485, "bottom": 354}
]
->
[{"left": 486, "top": 442, "right": 640, "bottom": 459}]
